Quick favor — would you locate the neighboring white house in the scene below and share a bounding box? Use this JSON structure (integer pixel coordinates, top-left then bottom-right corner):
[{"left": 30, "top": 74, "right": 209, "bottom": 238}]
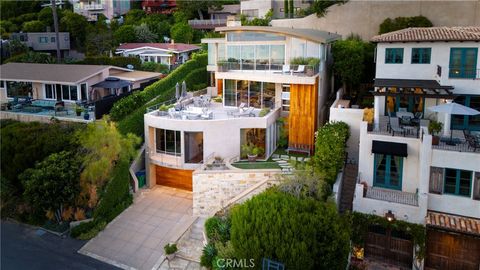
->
[
  {"left": 72, "top": 0, "right": 130, "bottom": 21},
  {"left": 115, "top": 42, "right": 201, "bottom": 69},
  {"left": 143, "top": 27, "right": 340, "bottom": 213},
  {"left": 330, "top": 27, "right": 480, "bottom": 269}
]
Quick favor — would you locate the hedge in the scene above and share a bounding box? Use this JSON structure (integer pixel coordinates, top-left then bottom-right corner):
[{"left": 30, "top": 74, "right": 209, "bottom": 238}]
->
[
  {"left": 76, "top": 56, "right": 142, "bottom": 70},
  {"left": 116, "top": 66, "right": 208, "bottom": 137},
  {"left": 110, "top": 52, "right": 208, "bottom": 121}
]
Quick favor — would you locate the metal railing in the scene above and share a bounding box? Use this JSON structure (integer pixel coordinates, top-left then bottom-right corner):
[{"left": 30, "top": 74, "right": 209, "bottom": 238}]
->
[
  {"left": 188, "top": 19, "right": 227, "bottom": 26},
  {"left": 217, "top": 62, "right": 319, "bottom": 76},
  {"left": 365, "top": 187, "right": 419, "bottom": 206},
  {"left": 83, "top": 3, "right": 104, "bottom": 10}
]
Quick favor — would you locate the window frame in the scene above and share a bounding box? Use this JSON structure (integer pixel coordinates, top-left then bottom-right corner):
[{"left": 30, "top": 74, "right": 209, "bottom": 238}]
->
[
  {"left": 373, "top": 154, "right": 403, "bottom": 190},
  {"left": 385, "top": 48, "right": 404, "bottom": 64},
  {"left": 443, "top": 168, "right": 472, "bottom": 197},
  {"left": 155, "top": 128, "right": 181, "bottom": 156},
  {"left": 449, "top": 47, "right": 478, "bottom": 79},
  {"left": 411, "top": 48, "right": 431, "bottom": 64}
]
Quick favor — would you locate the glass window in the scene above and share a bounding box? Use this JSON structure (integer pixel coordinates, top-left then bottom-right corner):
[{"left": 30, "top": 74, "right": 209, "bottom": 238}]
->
[
  {"left": 270, "top": 45, "right": 285, "bottom": 69},
  {"left": 249, "top": 81, "right": 261, "bottom": 108},
  {"left": 374, "top": 154, "right": 403, "bottom": 190},
  {"left": 80, "top": 83, "right": 87, "bottom": 101},
  {"left": 263, "top": 82, "right": 275, "bottom": 109},
  {"left": 240, "top": 128, "right": 266, "bottom": 159},
  {"left": 241, "top": 45, "right": 254, "bottom": 70},
  {"left": 236, "top": 80, "right": 249, "bottom": 107},
  {"left": 451, "top": 95, "right": 480, "bottom": 131},
  {"left": 385, "top": 48, "right": 404, "bottom": 64},
  {"left": 45, "top": 84, "right": 55, "bottom": 99},
  {"left": 444, "top": 168, "right": 472, "bottom": 196},
  {"left": 39, "top": 37, "right": 48, "bottom": 43},
  {"left": 0, "top": 81, "right": 4, "bottom": 88},
  {"left": 207, "top": 43, "right": 215, "bottom": 65},
  {"left": 227, "top": 32, "right": 285, "bottom": 42},
  {"left": 217, "top": 43, "right": 225, "bottom": 61},
  {"left": 224, "top": 79, "right": 236, "bottom": 106},
  {"left": 62, "top": 85, "right": 70, "bottom": 100},
  {"left": 255, "top": 45, "right": 269, "bottom": 70},
  {"left": 411, "top": 48, "right": 431, "bottom": 64},
  {"left": 227, "top": 45, "right": 241, "bottom": 63},
  {"left": 69, "top": 85, "right": 78, "bottom": 101},
  {"left": 6, "top": 81, "right": 32, "bottom": 97},
  {"left": 51, "top": 37, "right": 56, "bottom": 43},
  {"left": 449, "top": 48, "right": 478, "bottom": 78},
  {"left": 155, "top": 129, "right": 181, "bottom": 156}
]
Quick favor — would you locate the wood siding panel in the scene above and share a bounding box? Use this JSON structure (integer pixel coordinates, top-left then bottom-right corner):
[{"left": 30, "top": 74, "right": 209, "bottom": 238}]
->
[
  {"left": 288, "top": 81, "right": 318, "bottom": 151},
  {"left": 217, "top": 79, "right": 223, "bottom": 96},
  {"left": 155, "top": 165, "right": 193, "bottom": 191}
]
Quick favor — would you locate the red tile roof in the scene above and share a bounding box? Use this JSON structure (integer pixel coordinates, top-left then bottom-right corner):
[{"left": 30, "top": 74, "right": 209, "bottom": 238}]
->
[
  {"left": 426, "top": 211, "right": 480, "bottom": 236},
  {"left": 371, "top": 26, "right": 480, "bottom": 42},
  {"left": 117, "top": 43, "right": 201, "bottom": 53}
]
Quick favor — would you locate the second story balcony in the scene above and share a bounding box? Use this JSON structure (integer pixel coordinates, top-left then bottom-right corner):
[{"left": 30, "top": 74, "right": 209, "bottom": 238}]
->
[
  {"left": 217, "top": 62, "right": 319, "bottom": 77},
  {"left": 188, "top": 19, "right": 227, "bottom": 30},
  {"left": 83, "top": 3, "right": 104, "bottom": 10}
]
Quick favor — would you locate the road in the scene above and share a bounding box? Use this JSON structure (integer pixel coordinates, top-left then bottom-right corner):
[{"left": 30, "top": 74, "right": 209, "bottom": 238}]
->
[{"left": 1, "top": 220, "right": 119, "bottom": 270}]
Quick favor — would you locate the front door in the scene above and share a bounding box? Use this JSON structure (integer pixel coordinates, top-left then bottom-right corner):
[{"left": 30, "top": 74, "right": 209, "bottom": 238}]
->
[
  {"left": 425, "top": 229, "right": 480, "bottom": 270},
  {"left": 374, "top": 154, "right": 403, "bottom": 190}
]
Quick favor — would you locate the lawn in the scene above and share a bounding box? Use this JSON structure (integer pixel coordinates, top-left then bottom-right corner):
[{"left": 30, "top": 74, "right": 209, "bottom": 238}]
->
[{"left": 231, "top": 161, "right": 281, "bottom": 170}]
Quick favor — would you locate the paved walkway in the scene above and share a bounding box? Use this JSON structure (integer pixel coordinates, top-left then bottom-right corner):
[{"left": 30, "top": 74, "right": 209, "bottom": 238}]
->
[{"left": 79, "top": 186, "right": 196, "bottom": 270}]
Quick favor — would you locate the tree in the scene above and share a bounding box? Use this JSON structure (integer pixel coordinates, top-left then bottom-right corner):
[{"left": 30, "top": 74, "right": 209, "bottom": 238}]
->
[
  {"left": 176, "top": 0, "right": 223, "bottom": 20},
  {"left": 85, "top": 18, "right": 113, "bottom": 56},
  {"left": 332, "top": 37, "right": 365, "bottom": 93},
  {"left": 124, "top": 9, "right": 146, "bottom": 25},
  {"left": 8, "top": 39, "right": 28, "bottom": 56},
  {"left": 170, "top": 22, "right": 193, "bottom": 43},
  {"left": 134, "top": 23, "right": 158, "bottom": 43},
  {"left": 241, "top": 9, "right": 273, "bottom": 26},
  {"left": 20, "top": 151, "right": 81, "bottom": 223},
  {"left": 37, "top": 7, "right": 54, "bottom": 28},
  {"left": 60, "top": 11, "right": 89, "bottom": 51},
  {"left": 114, "top": 25, "right": 137, "bottom": 44},
  {"left": 230, "top": 189, "right": 351, "bottom": 270},
  {"left": 22, "top": 20, "right": 46, "bottom": 32},
  {"left": 141, "top": 13, "right": 170, "bottom": 40},
  {"left": 379, "top": 16, "right": 433, "bottom": 34},
  {"left": 299, "top": 0, "right": 348, "bottom": 18}
]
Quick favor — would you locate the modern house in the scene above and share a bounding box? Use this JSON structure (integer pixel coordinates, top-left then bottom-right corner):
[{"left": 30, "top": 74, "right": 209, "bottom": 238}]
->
[
  {"left": 143, "top": 26, "right": 339, "bottom": 193},
  {"left": 330, "top": 27, "right": 480, "bottom": 269},
  {"left": 240, "top": 0, "right": 311, "bottom": 19},
  {"left": 0, "top": 63, "right": 160, "bottom": 103},
  {"left": 72, "top": 0, "right": 130, "bottom": 21},
  {"left": 115, "top": 43, "right": 201, "bottom": 69},
  {"left": 188, "top": 4, "right": 240, "bottom": 30},
  {"left": 141, "top": 0, "right": 176, "bottom": 14},
  {"left": 10, "top": 32, "right": 71, "bottom": 58}
]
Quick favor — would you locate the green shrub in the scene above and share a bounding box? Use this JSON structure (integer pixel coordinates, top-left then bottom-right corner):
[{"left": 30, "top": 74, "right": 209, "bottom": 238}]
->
[
  {"left": 379, "top": 16, "right": 433, "bottom": 34},
  {"left": 110, "top": 53, "right": 207, "bottom": 121},
  {"left": 76, "top": 56, "right": 142, "bottom": 70},
  {"left": 70, "top": 220, "right": 97, "bottom": 238},
  {"left": 310, "top": 121, "right": 349, "bottom": 185},
  {"left": 205, "top": 217, "right": 221, "bottom": 240},
  {"left": 205, "top": 216, "right": 230, "bottom": 243},
  {"left": 92, "top": 158, "right": 133, "bottom": 222},
  {"left": 77, "top": 221, "right": 107, "bottom": 240},
  {"left": 164, "top": 243, "right": 178, "bottom": 254},
  {"left": 230, "top": 189, "right": 350, "bottom": 270},
  {"left": 200, "top": 243, "right": 217, "bottom": 267},
  {"left": 259, "top": 108, "right": 270, "bottom": 117},
  {"left": 141, "top": 62, "right": 169, "bottom": 74}
]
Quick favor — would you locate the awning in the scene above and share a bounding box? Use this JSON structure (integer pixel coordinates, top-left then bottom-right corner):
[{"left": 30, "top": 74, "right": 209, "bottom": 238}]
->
[
  {"left": 372, "top": 140, "right": 408, "bottom": 157},
  {"left": 426, "top": 211, "right": 480, "bottom": 236},
  {"left": 92, "top": 77, "right": 132, "bottom": 89},
  {"left": 372, "top": 78, "right": 455, "bottom": 98}
]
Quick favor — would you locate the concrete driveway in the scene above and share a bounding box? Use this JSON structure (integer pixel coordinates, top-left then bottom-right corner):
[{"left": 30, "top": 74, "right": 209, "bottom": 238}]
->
[{"left": 79, "top": 186, "right": 195, "bottom": 270}]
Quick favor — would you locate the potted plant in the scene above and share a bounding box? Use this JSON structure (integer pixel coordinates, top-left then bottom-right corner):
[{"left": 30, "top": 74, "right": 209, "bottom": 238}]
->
[
  {"left": 82, "top": 108, "right": 90, "bottom": 120},
  {"left": 363, "top": 108, "right": 374, "bottom": 131},
  {"left": 428, "top": 120, "right": 443, "bottom": 145},
  {"left": 241, "top": 143, "right": 264, "bottom": 162},
  {"left": 307, "top": 57, "right": 320, "bottom": 76},
  {"left": 164, "top": 243, "right": 177, "bottom": 260},
  {"left": 258, "top": 108, "right": 270, "bottom": 117},
  {"left": 75, "top": 105, "right": 83, "bottom": 117}
]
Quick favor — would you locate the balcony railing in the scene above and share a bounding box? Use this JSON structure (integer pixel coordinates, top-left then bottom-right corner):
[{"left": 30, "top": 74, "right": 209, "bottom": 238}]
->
[
  {"left": 83, "top": 3, "right": 104, "bottom": 10},
  {"left": 448, "top": 68, "right": 480, "bottom": 79},
  {"left": 217, "top": 62, "right": 319, "bottom": 77},
  {"left": 365, "top": 186, "right": 419, "bottom": 206}
]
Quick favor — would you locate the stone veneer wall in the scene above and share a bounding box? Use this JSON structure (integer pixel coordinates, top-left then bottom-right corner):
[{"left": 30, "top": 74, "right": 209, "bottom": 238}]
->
[{"left": 193, "top": 169, "right": 281, "bottom": 217}]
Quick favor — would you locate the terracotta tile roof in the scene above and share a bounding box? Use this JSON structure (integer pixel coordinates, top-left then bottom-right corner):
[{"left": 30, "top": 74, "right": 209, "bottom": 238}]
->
[
  {"left": 426, "top": 211, "right": 480, "bottom": 236},
  {"left": 371, "top": 26, "right": 480, "bottom": 42},
  {"left": 117, "top": 43, "right": 201, "bottom": 53}
]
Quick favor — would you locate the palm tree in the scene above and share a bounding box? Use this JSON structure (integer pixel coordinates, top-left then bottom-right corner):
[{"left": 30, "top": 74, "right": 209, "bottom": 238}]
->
[{"left": 51, "top": 0, "right": 61, "bottom": 63}]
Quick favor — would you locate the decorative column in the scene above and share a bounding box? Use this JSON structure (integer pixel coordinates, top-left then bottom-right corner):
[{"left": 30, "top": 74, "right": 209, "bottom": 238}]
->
[{"left": 374, "top": 95, "right": 381, "bottom": 131}]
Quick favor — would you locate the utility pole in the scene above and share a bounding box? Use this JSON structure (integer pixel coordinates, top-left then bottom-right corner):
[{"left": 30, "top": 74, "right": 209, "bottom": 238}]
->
[{"left": 51, "top": 0, "right": 61, "bottom": 63}]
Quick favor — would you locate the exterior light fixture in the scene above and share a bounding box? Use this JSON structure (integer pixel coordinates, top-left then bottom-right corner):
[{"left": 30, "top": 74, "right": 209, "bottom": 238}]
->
[{"left": 385, "top": 210, "right": 395, "bottom": 222}]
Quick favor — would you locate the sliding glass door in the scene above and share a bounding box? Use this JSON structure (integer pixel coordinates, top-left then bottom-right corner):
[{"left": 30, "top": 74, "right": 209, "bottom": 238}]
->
[
  {"left": 224, "top": 80, "right": 276, "bottom": 109},
  {"left": 374, "top": 154, "right": 403, "bottom": 190}
]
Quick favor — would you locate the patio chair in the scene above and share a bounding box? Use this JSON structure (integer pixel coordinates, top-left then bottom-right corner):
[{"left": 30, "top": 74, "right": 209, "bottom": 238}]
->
[
  {"left": 465, "top": 134, "right": 480, "bottom": 152},
  {"left": 389, "top": 117, "right": 405, "bottom": 136},
  {"left": 238, "top": 102, "right": 247, "bottom": 111},
  {"left": 400, "top": 116, "right": 412, "bottom": 125},
  {"left": 282, "top": 65, "right": 291, "bottom": 74},
  {"left": 411, "top": 112, "right": 423, "bottom": 125},
  {"left": 233, "top": 107, "right": 255, "bottom": 117},
  {"left": 293, "top": 65, "right": 305, "bottom": 74}
]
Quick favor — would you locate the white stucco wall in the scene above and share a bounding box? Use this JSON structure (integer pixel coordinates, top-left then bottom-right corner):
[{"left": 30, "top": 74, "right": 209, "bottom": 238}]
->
[{"left": 375, "top": 42, "right": 480, "bottom": 94}]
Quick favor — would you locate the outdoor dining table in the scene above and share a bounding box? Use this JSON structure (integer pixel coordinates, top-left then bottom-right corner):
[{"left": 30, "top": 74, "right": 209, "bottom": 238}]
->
[{"left": 396, "top": 111, "right": 414, "bottom": 119}]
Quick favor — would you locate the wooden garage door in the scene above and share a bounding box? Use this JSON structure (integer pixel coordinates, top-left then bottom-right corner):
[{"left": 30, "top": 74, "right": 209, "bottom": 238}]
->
[
  {"left": 155, "top": 166, "right": 193, "bottom": 191},
  {"left": 365, "top": 225, "right": 413, "bottom": 268},
  {"left": 426, "top": 229, "right": 480, "bottom": 270}
]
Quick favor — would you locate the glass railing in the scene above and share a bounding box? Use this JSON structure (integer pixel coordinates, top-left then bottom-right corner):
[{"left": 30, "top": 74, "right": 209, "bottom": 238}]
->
[{"left": 217, "top": 62, "right": 319, "bottom": 76}]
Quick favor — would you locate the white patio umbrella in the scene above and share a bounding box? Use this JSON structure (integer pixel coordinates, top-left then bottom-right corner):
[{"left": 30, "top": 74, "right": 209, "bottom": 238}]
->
[
  {"left": 181, "top": 81, "right": 187, "bottom": 98},
  {"left": 175, "top": 82, "right": 180, "bottom": 101},
  {"left": 428, "top": 101, "right": 480, "bottom": 139}
]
